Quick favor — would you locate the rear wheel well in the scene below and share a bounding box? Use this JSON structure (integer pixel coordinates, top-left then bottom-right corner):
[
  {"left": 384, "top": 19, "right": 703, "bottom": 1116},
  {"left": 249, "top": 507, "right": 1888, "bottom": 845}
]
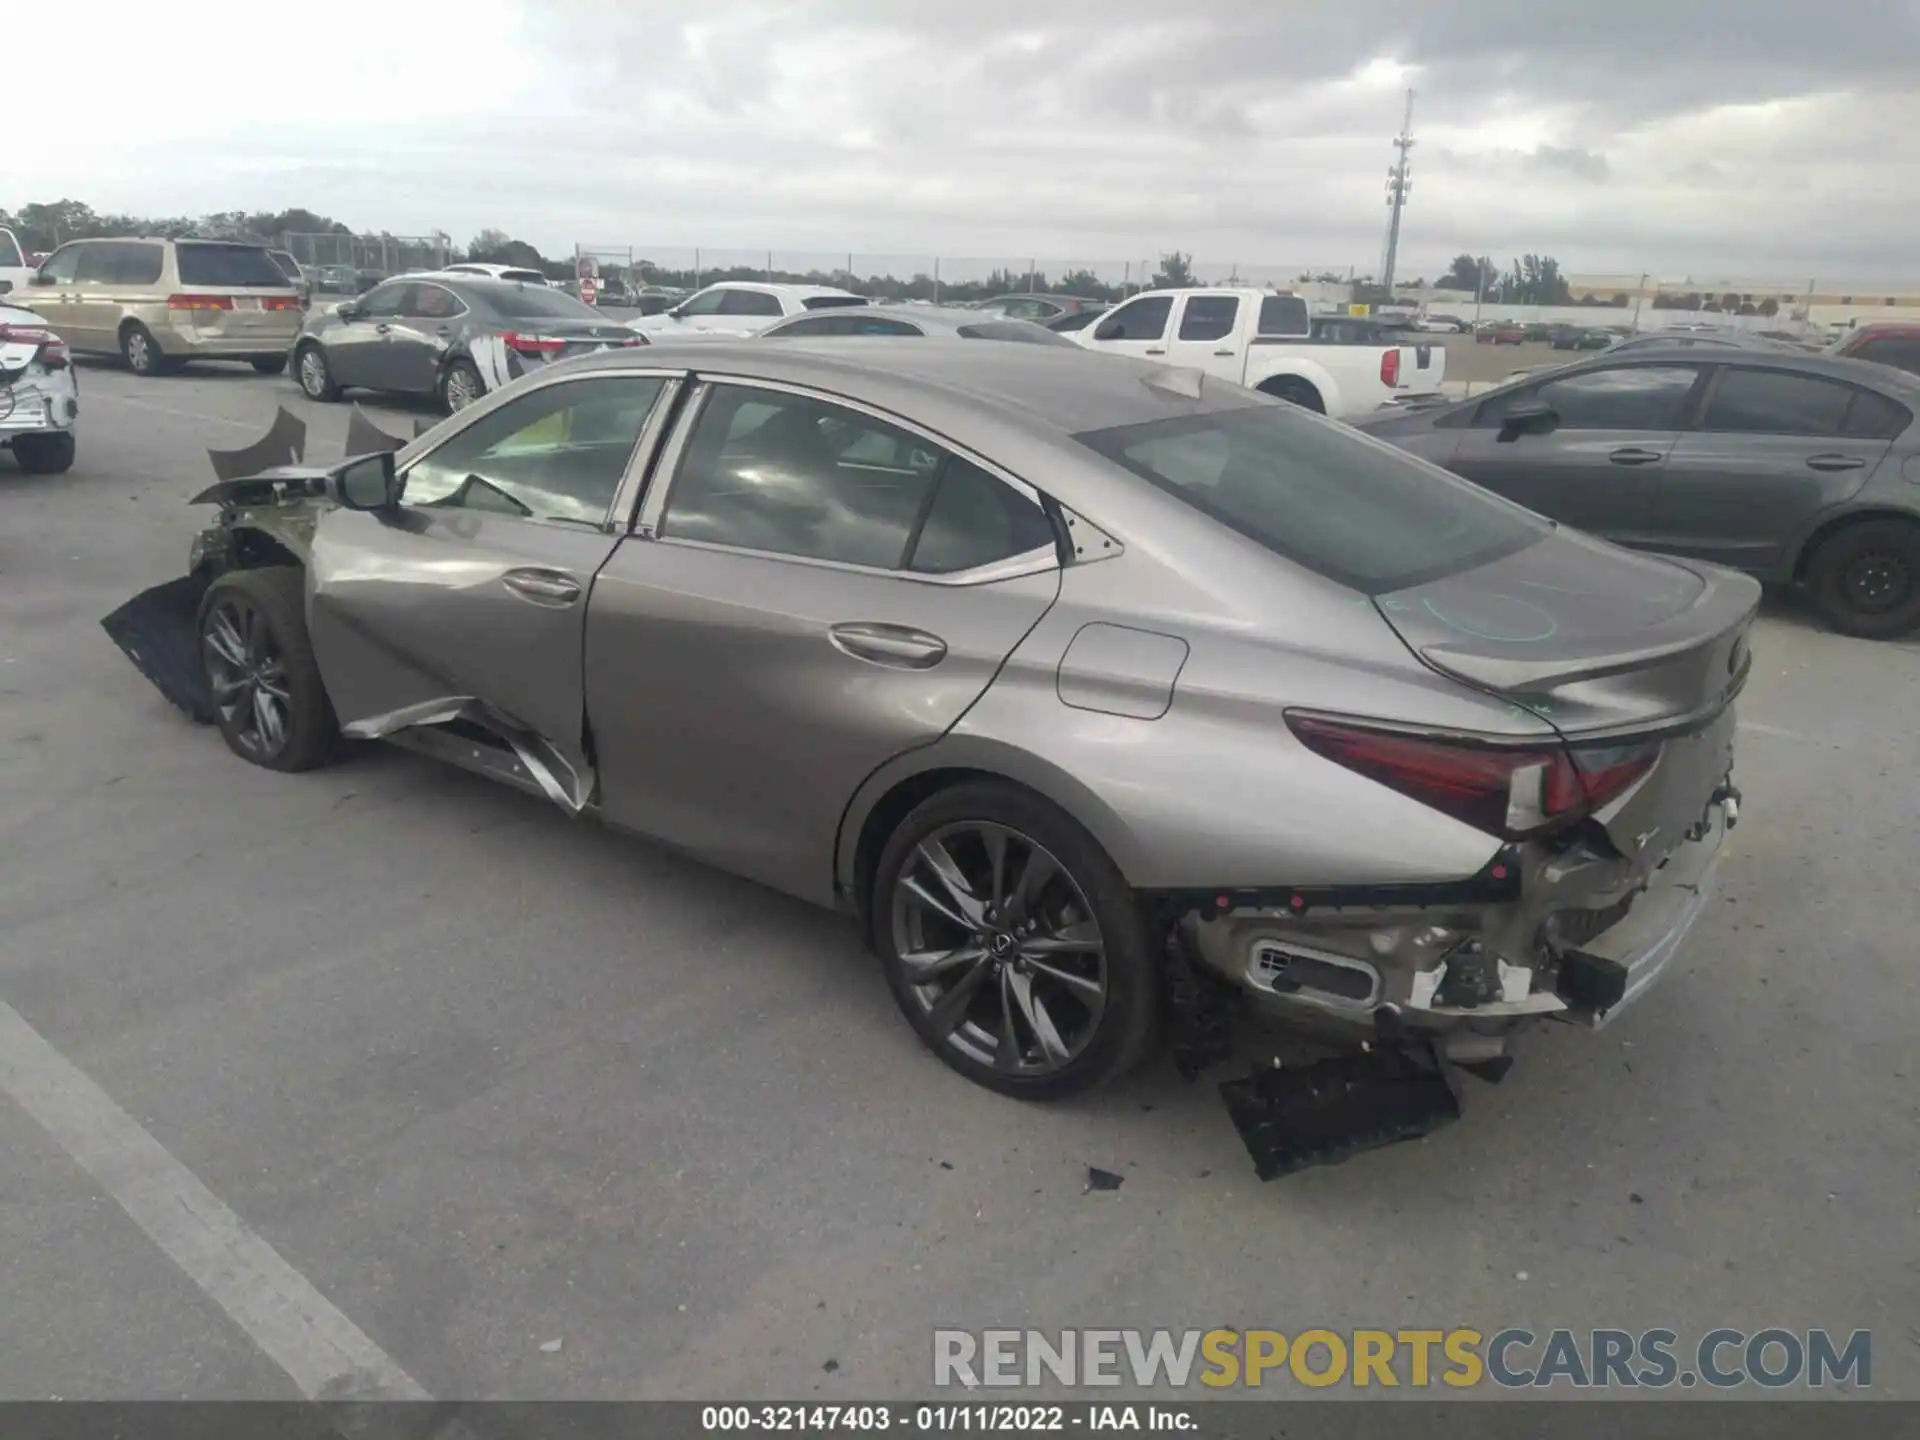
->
[
  {"left": 850, "top": 766, "right": 1052, "bottom": 948},
  {"left": 1794, "top": 510, "right": 1920, "bottom": 581},
  {"left": 1257, "top": 374, "right": 1326, "bottom": 412}
]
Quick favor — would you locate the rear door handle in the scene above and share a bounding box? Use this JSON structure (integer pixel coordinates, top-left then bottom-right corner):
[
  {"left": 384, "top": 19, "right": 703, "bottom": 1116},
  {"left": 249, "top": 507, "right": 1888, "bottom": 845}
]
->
[
  {"left": 502, "top": 569, "right": 582, "bottom": 606},
  {"left": 1213, "top": 348, "right": 1236, "bottom": 356},
  {"left": 1144, "top": 346, "right": 1166, "bottom": 355},
  {"left": 829, "top": 622, "right": 947, "bottom": 669},
  {"left": 1805, "top": 453, "right": 1867, "bottom": 472},
  {"left": 1608, "top": 447, "right": 1665, "bottom": 466}
]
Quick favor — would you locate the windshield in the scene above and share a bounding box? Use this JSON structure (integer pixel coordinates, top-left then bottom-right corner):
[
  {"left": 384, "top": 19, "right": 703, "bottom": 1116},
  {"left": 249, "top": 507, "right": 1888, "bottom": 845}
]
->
[
  {"left": 175, "top": 244, "right": 293, "bottom": 287},
  {"left": 479, "top": 286, "right": 604, "bottom": 321},
  {"left": 1076, "top": 402, "right": 1548, "bottom": 594}
]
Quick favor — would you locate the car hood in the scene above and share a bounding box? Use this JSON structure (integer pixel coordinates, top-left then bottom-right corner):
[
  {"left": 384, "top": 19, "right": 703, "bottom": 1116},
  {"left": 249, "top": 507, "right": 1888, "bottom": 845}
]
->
[{"left": 1374, "top": 527, "right": 1760, "bottom": 738}]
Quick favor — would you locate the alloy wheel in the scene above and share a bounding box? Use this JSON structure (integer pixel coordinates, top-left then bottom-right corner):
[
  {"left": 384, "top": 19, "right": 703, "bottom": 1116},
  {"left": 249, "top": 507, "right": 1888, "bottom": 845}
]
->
[
  {"left": 202, "top": 596, "right": 293, "bottom": 759},
  {"left": 1842, "top": 551, "right": 1909, "bottom": 615},
  {"left": 444, "top": 367, "right": 481, "bottom": 411},
  {"left": 889, "top": 822, "right": 1108, "bottom": 1076},
  {"left": 126, "top": 330, "right": 152, "bottom": 373},
  {"left": 298, "top": 349, "right": 328, "bottom": 398}
]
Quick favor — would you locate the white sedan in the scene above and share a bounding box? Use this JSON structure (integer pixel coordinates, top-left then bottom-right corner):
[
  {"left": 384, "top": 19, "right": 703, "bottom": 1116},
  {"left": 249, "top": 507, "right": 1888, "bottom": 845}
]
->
[
  {"left": 0, "top": 301, "right": 78, "bottom": 473},
  {"left": 625, "top": 282, "right": 869, "bottom": 339}
]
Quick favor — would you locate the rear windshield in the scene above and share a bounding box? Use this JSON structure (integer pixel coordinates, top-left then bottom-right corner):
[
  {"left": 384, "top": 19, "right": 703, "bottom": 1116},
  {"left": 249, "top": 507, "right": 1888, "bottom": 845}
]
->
[
  {"left": 802, "top": 295, "right": 870, "bottom": 310},
  {"left": 478, "top": 285, "right": 602, "bottom": 321},
  {"left": 498, "top": 269, "right": 547, "bottom": 284},
  {"left": 955, "top": 321, "right": 1079, "bottom": 347},
  {"left": 175, "top": 243, "right": 291, "bottom": 287},
  {"left": 267, "top": 251, "right": 302, "bottom": 280},
  {"left": 1076, "top": 403, "right": 1547, "bottom": 594}
]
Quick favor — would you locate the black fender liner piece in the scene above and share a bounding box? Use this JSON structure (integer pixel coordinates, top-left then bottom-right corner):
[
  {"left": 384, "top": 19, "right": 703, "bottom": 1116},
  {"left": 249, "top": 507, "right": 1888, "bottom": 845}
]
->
[
  {"left": 100, "top": 572, "right": 215, "bottom": 723},
  {"left": 1217, "top": 1039, "right": 1462, "bottom": 1181}
]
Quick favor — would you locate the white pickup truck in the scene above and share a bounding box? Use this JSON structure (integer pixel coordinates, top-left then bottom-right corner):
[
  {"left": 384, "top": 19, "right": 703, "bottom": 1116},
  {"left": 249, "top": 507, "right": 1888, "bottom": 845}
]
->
[
  {"left": 1069, "top": 287, "right": 1445, "bottom": 419},
  {"left": 0, "top": 226, "right": 34, "bottom": 300}
]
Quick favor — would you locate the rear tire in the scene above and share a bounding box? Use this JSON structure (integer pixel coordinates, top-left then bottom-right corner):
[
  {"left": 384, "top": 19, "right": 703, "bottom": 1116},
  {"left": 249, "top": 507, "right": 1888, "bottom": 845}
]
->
[
  {"left": 197, "top": 566, "right": 338, "bottom": 771},
  {"left": 295, "top": 343, "right": 340, "bottom": 401},
  {"left": 252, "top": 356, "right": 288, "bottom": 376},
  {"left": 439, "top": 358, "right": 484, "bottom": 415},
  {"left": 11, "top": 432, "right": 75, "bottom": 474},
  {"left": 1259, "top": 376, "right": 1326, "bottom": 413},
  {"left": 872, "top": 781, "right": 1161, "bottom": 1100},
  {"left": 1805, "top": 519, "right": 1920, "bottom": 639}
]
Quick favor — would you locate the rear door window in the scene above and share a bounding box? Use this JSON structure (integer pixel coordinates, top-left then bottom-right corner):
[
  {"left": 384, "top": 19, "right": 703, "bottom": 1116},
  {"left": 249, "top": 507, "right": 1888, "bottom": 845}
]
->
[
  {"left": 1849, "top": 336, "right": 1920, "bottom": 376},
  {"left": 720, "top": 289, "right": 784, "bottom": 317},
  {"left": 1178, "top": 295, "right": 1240, "bottom": 342},
  {"left": 1699, "top": 368, "right": 1856, "bottom": 436},
  {"left": 37, "top": 246, "right": 83, "bottom": 284},
  {"left": 1076, "top": 403, "right": 1546, "bottom": 594},
  {"left": 175, "top": 244, "right": 291, "bottom": 287}
]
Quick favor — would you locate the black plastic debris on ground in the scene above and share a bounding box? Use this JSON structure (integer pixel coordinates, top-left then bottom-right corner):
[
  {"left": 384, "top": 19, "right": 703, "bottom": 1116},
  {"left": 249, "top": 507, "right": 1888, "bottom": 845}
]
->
[
  {"left": 1163, "top": 925, "right": 1235, "bottom": 1078},
  {"left": 100, "top": 574, "right": 215, "bottom": 722},
  {"left": 1218, "top": 1041, "right": 1461, "bottom": 1181},
  {"left": 1085, "top": 1166, "right": 1125, "bottom": 1193}
]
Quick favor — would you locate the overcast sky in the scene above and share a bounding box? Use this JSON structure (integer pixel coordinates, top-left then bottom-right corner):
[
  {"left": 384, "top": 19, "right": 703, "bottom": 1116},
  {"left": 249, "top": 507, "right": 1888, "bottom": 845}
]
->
[{"left": 16, "top": 0, "right": 1920, "bottom": 281}]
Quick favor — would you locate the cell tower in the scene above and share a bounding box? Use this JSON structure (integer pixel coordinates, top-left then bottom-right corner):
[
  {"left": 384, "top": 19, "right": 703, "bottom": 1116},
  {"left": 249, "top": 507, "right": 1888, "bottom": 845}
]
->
[{"left": 1379, "top": 89, "right": 1415, "bottom": 295}]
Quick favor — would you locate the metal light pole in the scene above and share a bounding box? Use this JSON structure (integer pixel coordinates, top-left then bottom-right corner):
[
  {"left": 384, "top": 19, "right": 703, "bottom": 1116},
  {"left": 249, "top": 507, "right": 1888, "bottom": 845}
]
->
[
  {"left": 1630, "top": 271, "right": 1649, "bottom": 332},
  {"left": 1379, "top": 89, "right": 1415, "bottom": 296}
]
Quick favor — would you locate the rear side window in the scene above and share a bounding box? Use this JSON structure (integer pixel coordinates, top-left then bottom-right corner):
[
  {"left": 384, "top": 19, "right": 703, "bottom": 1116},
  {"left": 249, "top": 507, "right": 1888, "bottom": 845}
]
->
[
  {"left": 268, "top": 251, "right": 302, "bottom": 280},
  {"left": 955, "top": 321, "right": 1078, "bottom": 347},
  {"left": 1093, "top": 296, "right": 1171, "bottom": 341},
  {"left": 1481, "top": 365, "right": 1701, "bottom": 430},
  {"left": 0, "top": 231, "right": 22, "bottom": 267},
  {"left": 1700, "top": 368, "right": 1868, "bottom": 437},
  {"left": 1179, "top": 296, "right": 1239, "bottom": 342},
  {"left": 1257, "top": 296, "right": 1310, "bottom": 335},
  {"left": 720, "top": 289, "right": 784, "bottom": 317},
  {"left": 908, "top": 458, "right": 1058, "bottom": 574},
  {"left": 1077, "top": 404, "right": 1546, "bottom": 594},
  {"left": 801, "top": 295, "right": 871, "bottom": 311},
  {"left": 175, "top": 244, "right": 289, "bottom": 287},
  {"left": 482, "top": 286, "right": 601, "bottom": 320}
]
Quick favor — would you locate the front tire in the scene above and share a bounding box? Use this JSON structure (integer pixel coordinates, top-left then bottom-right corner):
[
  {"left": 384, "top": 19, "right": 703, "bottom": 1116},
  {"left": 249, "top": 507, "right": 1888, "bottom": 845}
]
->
[
  {"left": 11, "top": 432, "right": 75, "bottom": 474},
  {"left": 252, "top": 356, "right": 288, "bottom": 376},
  {"left": 439, "top": 358, "right": 484, "bottom": 415},
  {"left": 873, "top": 782, "right": 1160, "bottom": 1100},
  {"left": 295, "top": 343, "right": 340, "bottom": 401},
  {"left": 1805, "top": 519, "right": 1920, "bottom": 638},
  {"left": 198, "top": 567, "right": 337, "bottom": 771}
]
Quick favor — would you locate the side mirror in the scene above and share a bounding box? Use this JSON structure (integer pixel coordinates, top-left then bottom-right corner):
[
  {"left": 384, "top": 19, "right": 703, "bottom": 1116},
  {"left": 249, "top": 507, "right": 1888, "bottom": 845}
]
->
[
  {"left": 332, "top": 451, "right": 400, "bottom": 511},
  {"left": 1091, "top": 320, "right": 1124, "bottom": 342},
  {"left": 1497, "top": 399, "right": 1559, "bottom": 442},
  {"left": 27, "top": 273, "right": 53, "bottom": 287}
]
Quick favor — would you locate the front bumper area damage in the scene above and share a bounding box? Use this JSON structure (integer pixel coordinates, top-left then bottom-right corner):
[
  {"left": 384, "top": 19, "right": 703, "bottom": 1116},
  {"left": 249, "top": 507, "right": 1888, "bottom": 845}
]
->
[{"left": 1158, "top": 780, "right": 1738, "bottom": 1179}]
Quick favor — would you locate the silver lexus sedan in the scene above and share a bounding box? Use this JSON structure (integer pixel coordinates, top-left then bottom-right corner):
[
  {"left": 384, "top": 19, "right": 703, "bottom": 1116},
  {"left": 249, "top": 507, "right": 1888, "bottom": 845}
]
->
[{"left": 106, "top": 341, "right": 1751, "bottom": 1138}]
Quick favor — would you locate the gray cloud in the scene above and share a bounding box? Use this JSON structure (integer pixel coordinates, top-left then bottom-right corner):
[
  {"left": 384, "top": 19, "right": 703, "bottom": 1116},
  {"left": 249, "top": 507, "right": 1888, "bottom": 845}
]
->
[{"left": 15, "top": 0, "right": 1920, "bottom": 279}]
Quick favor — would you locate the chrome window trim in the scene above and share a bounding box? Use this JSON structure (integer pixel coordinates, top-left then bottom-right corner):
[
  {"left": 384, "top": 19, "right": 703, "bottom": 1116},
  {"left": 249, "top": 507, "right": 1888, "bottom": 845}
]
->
[
  {"left": 633, "top": 374, "right": 1064, "bottom": 586},
  {"left": 395, "top": 369, "right": 687, "bottom": 534}
]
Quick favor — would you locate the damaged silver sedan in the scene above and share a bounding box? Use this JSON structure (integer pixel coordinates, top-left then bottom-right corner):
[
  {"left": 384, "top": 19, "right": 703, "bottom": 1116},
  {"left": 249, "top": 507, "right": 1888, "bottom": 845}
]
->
[{"left": 104, "top": 340, "right": 1752, "bottom": 1176}]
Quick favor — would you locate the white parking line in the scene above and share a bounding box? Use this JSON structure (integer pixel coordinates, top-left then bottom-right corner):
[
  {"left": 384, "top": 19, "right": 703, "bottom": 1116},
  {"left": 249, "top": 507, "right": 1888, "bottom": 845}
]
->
[
  {"left": 1738, "top": 721, "right": 1809, "bottom": 741},
  {"left": 0, "top": 998, "right": 432, "bottom": 1402}
]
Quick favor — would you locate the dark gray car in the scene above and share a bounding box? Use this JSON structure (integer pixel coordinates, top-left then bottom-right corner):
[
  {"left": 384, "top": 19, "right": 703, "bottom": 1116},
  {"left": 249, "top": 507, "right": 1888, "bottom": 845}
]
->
[
  {"left": 759, "top": 304, "right": 1078, "bottom": 346},
  {"left": 1356, "top": 346, "right": 1920, "bottom": 636},
  {"left": 292, "top": 274, "right": 643, "bottom": 414}
]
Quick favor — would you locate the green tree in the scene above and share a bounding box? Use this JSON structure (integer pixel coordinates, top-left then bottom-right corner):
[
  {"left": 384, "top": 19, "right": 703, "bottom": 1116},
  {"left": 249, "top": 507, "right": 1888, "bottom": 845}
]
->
[
  {"left": 1758, "top": 297, "right": 1780, "bottom": 317},
  {"left": 1150, "top": 250, "right": 1196, "bottom": 289}
]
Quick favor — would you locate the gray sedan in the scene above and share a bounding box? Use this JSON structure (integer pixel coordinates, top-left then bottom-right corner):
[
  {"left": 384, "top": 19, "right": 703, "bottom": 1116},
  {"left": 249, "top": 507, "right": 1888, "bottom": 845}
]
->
[
  {"left": 1358, "top": 346, "right": 1920, "bottom": 637},
  {"left": 291, "top": 273, "right": 643, "bottom": 414},
  {"left": 106, "top": 341, "right": 1749, "bottom": 1168},
  {"left": 759, "top": 303, "right": 1077, "bottom": 345}
]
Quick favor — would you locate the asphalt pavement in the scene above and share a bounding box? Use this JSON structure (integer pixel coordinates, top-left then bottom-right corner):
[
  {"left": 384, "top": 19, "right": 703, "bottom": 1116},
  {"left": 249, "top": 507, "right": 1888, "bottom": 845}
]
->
[{"left": 0, "top": 358, "right": 1915, "bottom": 1401}]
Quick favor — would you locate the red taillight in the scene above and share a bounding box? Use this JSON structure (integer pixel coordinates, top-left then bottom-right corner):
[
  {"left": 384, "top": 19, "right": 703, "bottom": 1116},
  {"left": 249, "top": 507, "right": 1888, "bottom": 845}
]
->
[
  {"left": 38, "top": 337, "right": 68, "bottom": 369},
  {"left": 260, "top": 296, "right": 302, "bottom": 311},
  {"left": 501, "top": 331, "right": 568, "bottom": 355},
  {"left": 168, "top": 294, "right": 233, "bottom": 312},
  {"left": 1287, "top": 715, "right": 1658, "bottom": 838},
  {"left": 1380, "top": 349, "right": 1401, "bottom": 387},
  {"left": 0, "top": 323, "right": 67, "bottom": 368}
]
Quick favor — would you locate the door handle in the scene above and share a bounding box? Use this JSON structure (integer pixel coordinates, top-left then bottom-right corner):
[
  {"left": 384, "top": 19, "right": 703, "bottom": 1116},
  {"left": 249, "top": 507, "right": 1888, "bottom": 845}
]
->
[
  {"left": 1608, "top": 447, "right": 1664, "bottom": 466},
  {"left": 1144, "top": 347, "right": 1166, "bottom": 355},
  {"left": 1805, "top": 453, "right": 1867, "bottom": 472},
  {"left": 828, "top": 622, "right": 947, "bottom": 669},
  {"left": 1213, "top": 349, "right": 1236, "bottom": 356},
  {"left": 374, "top": 323, "right": 392, "bottom": 335},
  {"left": 501, "top": 569, "right": 582, "bottom": 606}
]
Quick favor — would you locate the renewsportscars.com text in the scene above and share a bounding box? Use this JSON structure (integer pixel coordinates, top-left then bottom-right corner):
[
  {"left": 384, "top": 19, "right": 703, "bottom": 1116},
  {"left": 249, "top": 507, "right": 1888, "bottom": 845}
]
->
[{"left": 933, "top": 1327, "right": 1871, "bottom": 1391}]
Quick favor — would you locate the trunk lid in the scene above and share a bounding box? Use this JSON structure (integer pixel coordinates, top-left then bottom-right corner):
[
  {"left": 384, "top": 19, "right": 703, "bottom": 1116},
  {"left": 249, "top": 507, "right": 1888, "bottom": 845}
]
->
[{"left": 1375, "top": 528, "right": 1757, "bottom": 872}]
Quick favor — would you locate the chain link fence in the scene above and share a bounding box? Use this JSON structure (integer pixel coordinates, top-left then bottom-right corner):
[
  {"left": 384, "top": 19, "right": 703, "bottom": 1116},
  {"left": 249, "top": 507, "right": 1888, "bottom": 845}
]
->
[{"left": 279, "top": 233, "right": 452, "bottom": 291}]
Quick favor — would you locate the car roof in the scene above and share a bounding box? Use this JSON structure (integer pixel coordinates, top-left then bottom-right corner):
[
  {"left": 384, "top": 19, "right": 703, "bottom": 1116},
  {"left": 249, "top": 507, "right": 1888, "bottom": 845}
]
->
[
  {"left": 697, "top": 281, "right": 862, "bottom": 300},
  {"left": 774, "top": 303, "right": 1052, "bottom": 334},
  {"left": 1516, "top": 344, "right": 1920, "bottom": 398},
  {"left": 537, "top": 337, "right": 1262, "bottom": 436}
]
